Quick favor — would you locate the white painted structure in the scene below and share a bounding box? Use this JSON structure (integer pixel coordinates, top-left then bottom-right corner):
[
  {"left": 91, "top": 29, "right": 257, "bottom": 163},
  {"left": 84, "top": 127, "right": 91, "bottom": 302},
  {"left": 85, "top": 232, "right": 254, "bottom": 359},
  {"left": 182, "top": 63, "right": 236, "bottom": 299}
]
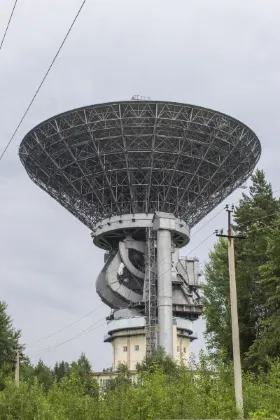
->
[{"left": 104, "top": 310, "right": 195, "bottom": 371}]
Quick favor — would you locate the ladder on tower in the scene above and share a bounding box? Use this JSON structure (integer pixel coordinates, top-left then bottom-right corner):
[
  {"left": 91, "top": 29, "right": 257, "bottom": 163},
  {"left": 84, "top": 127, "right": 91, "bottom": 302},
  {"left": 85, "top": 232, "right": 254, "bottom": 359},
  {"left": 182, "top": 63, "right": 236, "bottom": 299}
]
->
[{"left": 144, "top": 228, "right": 157, "bottom": 356}]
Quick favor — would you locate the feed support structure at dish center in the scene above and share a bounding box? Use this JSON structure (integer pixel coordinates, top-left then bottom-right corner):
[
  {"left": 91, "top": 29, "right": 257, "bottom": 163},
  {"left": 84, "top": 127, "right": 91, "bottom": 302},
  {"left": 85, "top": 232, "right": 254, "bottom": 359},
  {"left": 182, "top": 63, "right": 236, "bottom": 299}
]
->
[{"left": 19, "top": 100, "right": 261, "bottom": 358}]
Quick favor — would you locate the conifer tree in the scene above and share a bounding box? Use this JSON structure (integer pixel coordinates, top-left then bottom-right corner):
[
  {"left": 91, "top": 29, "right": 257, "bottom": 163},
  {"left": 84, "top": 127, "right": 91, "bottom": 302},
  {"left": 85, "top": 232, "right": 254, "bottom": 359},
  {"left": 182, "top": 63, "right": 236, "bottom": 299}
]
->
[
  {"left": 203, "top": 170, "right": 280, "bottom": 369},
  {"left": 0, "top": 300, "right": 23, "bottom": 368},
  {"left": 245, "top": 212, "right": 280, "bottom": 368},
  {"left": 53, "top": 361, "right": 70, "bottom": 382},
  {"left": 34, "top": 359, "right": 53, "bottom": 391}
]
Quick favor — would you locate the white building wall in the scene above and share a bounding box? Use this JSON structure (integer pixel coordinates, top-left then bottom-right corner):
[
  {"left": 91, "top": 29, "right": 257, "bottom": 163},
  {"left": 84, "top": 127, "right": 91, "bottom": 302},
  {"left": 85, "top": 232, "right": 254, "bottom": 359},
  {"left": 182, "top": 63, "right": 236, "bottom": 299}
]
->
[
  {"left": 108, "top": 322, "right": 192, "bottom": 370},
  {"left": 112, "top": 332, "right": 146, "bottom": 370},
  {"left": 175, "top": 335, "right": 191, "bottom": 363}
]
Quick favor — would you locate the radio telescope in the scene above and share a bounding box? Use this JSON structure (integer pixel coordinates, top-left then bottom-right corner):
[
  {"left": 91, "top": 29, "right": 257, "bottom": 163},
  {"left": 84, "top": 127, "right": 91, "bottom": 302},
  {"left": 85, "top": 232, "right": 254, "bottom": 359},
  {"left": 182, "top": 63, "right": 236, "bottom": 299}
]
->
[{"left": 19, "top": 100, "right": 261, "bottom": 362}]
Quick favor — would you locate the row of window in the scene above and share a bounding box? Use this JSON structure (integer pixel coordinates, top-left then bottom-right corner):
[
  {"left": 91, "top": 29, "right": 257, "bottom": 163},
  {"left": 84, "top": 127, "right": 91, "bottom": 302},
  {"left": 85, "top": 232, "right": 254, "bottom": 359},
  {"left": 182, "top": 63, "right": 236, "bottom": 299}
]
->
[
  {"left": 177, "top": 346, "right": 187, "bottom": 353},
  {"left": 121, "top": 345, "right": 186, "bottom": 353},
  {"left": 100, "top": 375, "right": 139, "bottom": 387},
  {"left": 123, "top": 345, "right": 139, "bottom": 352}
]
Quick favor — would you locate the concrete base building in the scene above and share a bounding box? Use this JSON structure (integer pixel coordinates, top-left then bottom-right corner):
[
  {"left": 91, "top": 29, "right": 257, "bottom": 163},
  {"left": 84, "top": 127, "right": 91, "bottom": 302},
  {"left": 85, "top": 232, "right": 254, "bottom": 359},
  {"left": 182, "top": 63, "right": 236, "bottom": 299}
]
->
[{"left": 104, "top": 308, "right": 196, "bottom": 371}]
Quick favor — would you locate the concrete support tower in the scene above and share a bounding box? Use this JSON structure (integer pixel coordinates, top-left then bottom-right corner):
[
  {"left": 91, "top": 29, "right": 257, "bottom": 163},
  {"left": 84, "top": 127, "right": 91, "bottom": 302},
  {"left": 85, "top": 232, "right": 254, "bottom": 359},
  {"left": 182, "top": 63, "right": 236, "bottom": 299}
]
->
[{"left": 155, "top": 214, "right": 174, "bottom": 356}]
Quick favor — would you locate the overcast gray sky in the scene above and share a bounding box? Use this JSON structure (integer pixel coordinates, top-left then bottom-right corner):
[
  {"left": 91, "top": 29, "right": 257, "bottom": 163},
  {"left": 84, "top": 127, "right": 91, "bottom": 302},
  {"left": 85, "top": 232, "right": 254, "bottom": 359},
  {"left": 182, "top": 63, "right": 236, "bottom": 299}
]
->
[{"left": 1, "top": 0, "right": 280, "bottom": 371}]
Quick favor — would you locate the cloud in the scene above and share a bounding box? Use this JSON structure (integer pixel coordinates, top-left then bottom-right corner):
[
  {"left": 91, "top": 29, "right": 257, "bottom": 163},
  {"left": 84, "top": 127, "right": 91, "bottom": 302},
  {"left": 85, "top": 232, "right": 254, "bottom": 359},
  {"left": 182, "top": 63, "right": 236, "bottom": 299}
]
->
[{"left": 0, "top": 0, "right": 280, "bottom": 369}]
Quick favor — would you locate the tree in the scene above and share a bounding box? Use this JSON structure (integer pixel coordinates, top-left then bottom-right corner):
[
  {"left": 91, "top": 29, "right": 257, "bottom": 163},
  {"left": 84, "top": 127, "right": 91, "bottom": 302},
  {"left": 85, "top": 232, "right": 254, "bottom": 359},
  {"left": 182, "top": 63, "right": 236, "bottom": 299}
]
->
[
  {"left": 245, "top": 212, "right": 280, "bottom": 369},
  {"left": 20, "top": 358, "right": 35, "bottom": 383},
  {"left": 0, "top": 300, "right": 23, "bottom": 369},
  {"left": 136, "top": 346, "right": 178, "bottom": 376},
  {"left": 1, "top": 351, "right": 280, "bottom": 419},
  {"left": 203, "top": 170, "right": 280, "bottom": 369},
  {"left": 53, "top": 361, "right": 70, "bottom": 382},
  {"left": 203, "top": 239, "right": 232, "bottom": 359},
  {"left": 34, "top": 359, "right": 53, "bottom": 391},
  {"left": 68, "top": 353, "right": 98, "bottom": 397}
]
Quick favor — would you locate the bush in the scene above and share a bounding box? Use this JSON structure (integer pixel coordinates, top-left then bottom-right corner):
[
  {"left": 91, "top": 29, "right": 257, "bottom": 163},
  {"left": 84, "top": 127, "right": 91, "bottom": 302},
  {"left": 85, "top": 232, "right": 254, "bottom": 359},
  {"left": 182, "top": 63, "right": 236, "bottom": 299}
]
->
[{"left": 0, "top": 352, "right": 280, "bottom": 419}]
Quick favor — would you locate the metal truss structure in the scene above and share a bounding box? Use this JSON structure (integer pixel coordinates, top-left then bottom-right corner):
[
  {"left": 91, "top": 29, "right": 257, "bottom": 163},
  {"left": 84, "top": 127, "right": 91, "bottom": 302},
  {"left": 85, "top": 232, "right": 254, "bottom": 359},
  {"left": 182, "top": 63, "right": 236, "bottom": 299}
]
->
[
  {"left": 19, "top": 101, "right": 261, "bottom": 231},
  {"left": 144, "top": 228, "right": 157, "bottom": 356}
]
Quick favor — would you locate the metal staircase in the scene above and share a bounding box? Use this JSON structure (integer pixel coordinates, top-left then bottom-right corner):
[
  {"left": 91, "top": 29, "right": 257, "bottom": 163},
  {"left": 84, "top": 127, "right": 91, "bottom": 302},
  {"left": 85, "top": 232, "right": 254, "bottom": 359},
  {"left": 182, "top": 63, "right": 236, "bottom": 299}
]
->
[{"left": 144, "top": 228, "right": 157, "bottom": 356}]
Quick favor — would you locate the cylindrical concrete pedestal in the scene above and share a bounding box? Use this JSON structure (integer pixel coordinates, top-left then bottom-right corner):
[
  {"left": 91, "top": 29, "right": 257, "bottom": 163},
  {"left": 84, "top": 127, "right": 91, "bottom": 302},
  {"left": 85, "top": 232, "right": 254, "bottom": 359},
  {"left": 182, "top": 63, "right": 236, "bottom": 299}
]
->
[{"left": 157, "top": 229, "right": 173, "bottom": 356}]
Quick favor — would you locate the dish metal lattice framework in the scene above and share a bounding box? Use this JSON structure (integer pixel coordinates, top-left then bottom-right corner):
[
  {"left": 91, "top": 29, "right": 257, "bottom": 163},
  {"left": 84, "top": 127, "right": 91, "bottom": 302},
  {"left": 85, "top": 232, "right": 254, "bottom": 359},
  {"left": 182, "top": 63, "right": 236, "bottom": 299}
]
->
[{"left": 19, "top": 101, "right": 261, "bottom": 229}]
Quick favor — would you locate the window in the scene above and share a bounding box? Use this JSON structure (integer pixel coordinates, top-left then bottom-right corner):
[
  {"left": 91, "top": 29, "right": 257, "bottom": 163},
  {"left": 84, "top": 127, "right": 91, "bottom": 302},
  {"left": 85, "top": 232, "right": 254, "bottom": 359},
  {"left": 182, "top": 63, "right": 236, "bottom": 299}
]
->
[
  {"left": 134, "top": 345, "right": 139, "bottom": 351},
  {"left": 177, "top": 346, "right": 179, "bottom": 352},
  {"left": 183, "top": 347, "right": 186, "bottom": 353},
  {"left": 123, "top": 346, "right": 128, "bottom": 352}
]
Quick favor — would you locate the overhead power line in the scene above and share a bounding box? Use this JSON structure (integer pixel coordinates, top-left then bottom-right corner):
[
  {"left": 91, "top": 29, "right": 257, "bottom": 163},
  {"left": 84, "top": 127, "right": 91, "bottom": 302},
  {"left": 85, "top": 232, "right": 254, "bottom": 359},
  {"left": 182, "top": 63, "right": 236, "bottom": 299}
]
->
[
  {"left": 27, "top": 195, "right": 280, "bottom": 357},
  {"left": 191, "top": 208, "right": 224, "bottom": 237},
  {"left": 0, "top": 0, "right": 18, "bottom": 52},
  {"left": 32, "top": 316, "right": 106, "bottom": 359},
  {"left": 0, "top": 0, "right": 87, "bottom": 162},
  {"left": 191, "top": 187, "right": 280, "bottom": 238},
  {"left": 29, "top": 283, "right": 125, "bottom": 358},
  {"left": 187, "top": 232, "right": 215, "bottom": 256},
  {"left": 28, "top": 302, "right": 104, "bottom": 345}
]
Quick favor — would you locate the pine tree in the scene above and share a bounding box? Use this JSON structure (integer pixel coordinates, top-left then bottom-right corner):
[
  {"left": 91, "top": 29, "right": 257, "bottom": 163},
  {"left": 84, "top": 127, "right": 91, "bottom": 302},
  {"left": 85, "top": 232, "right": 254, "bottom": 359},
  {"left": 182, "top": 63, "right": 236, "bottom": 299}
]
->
[
  {"left": 203, "top": 170, "right": 280, "bottom": 369},
  {"left": 34, "top": 359, "right": 53, "bottom": 391},
  {"left": 53, "top": 361, "right": 70, "bottom": 382},
  {"left": 69, "top": 353, "right": 98, "bottom": 396},
  {"left": 0, "top": 300, "right": 23, "bottom": 368},
  {"left": 245, "top": 212, "right": 280, "bottom": 369}
]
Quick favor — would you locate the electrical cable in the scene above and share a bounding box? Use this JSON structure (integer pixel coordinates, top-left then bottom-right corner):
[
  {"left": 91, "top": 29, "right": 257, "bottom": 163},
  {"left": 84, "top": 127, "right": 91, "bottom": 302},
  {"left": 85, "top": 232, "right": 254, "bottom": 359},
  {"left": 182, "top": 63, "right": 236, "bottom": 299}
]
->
[
  {"left": 191, "top": 208, "right": 224, "bottom": 237},
  {"left": 0, "top": 0, "right": 18, "bottom": 52},
  {"left": 29, "top": 251, "right": 209, "bottom": 359},
  {"left": 31, "top": 316, "right": 107, "bottom": 359},
  {"left": 35, "top": 230, "right": 213, "bottom": 347},
  {"left": 191, "top": 186, "right": 280, "bottom": 238},
  {"left": 156, "top": 214, "right": 280, "bottom": 299},
  {"left": 0, "top": 0, "right": 87, "bottom": 161},
  {"left": 28, "top": 197, "right": 280, "bottom": 357},
  {"left": 186, "top": 232, "right": 215, "bottom": 256},
  {"left": 237, "top": 210, "right": 280, "bottom": 226},
  {"left": 27, "top": 302, "right": 104, "bottom": 345},
  {"left": 30, "top": 281, "right": 124, "bottom": 358},
  {"left": 153, "top": 206, "right": 280, "bottom": 298}
]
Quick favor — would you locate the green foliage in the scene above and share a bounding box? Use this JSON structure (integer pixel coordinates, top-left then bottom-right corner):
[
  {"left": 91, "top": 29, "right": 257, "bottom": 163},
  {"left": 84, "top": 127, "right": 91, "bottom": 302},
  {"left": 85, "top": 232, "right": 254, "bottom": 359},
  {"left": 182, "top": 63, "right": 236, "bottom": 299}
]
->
[
  {"left": 243, "top": 358, "right": 280, "bottom": 418},
  {"left": 137, "top": 346, "right": 178, "bottom": 375},
  {"left": 34, "top": 359, "right": 53, "bottom": 391},
  {"left": 1, "top": 351, "right": 280, "bottom": 419},
  {"left": 0, "top": 301, "right": 23, "bottom": 370},
  {"left": 203, "top": 169, "right": 280, "bottom": 370},
  {"left": 0, "top": 379, "right": 51, "bottom": 420},
  {"left": 68, "top": 353, "right": 99, "bottom": 397},
  {"left": 0, "top": 363, "right": 13, "bottom": 392},
  {"left": 19, "top": 359, "right": 35, "bottom": 384},
  {"left": 53, "top": 360, "right": 70, "bottom": 382},
  {"left": 245, "top": 212, "right": 280, "bottom": 369},
  {"left": 203, "top": 238, "right": 232, "bottom": 358},
  {"left": 47, "top": 373, "right": 97, "bottom": 420}
]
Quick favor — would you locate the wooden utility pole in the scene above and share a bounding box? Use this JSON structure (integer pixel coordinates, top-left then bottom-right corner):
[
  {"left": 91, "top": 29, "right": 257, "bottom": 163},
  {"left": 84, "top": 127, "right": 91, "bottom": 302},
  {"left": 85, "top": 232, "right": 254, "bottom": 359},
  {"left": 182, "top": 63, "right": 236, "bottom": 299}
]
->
[
  {"left": 216, "top": 205, "right": 245, "bottom": 418},
  {"left": 15, "top": 349, "right": 20, "bottom": 385}
]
